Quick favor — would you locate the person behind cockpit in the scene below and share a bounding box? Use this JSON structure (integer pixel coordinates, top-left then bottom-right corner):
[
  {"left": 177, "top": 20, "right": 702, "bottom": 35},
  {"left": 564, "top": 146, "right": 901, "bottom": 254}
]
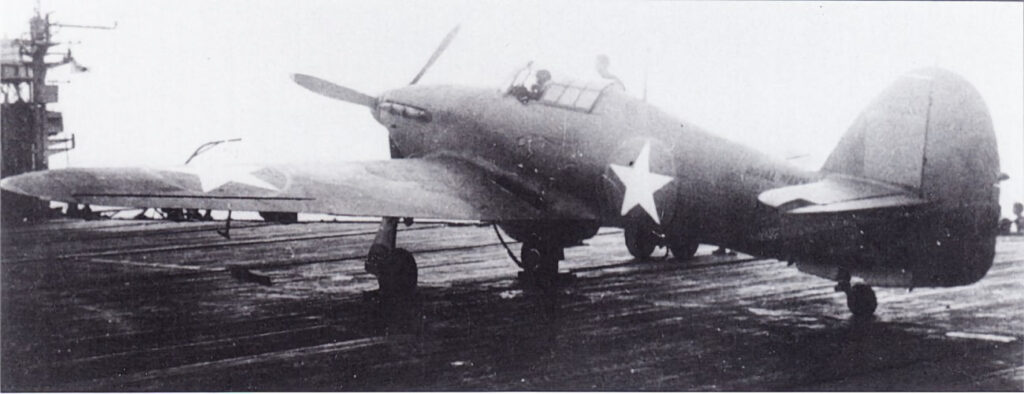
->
[{"left": 596, "top": 54, "right": 625, "bottom": 90}]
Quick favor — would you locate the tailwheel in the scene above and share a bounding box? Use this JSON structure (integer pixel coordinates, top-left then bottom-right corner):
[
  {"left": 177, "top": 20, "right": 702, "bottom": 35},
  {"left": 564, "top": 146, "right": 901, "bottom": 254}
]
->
[
  {"left": 624, "top": 225, "right": 659, "bottom": 259},
  {"left": 378, "top": 248, "right": 418, "bottom": 297},
  {"left": 844, "top": 283, "right": 877, "bottom": 317},
  {"left": 667, "top": 238, "right": 699, "bottom": 261}
]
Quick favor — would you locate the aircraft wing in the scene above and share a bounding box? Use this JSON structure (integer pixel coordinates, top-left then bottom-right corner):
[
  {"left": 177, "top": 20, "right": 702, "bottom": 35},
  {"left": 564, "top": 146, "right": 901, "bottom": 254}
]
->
[
  {"left": 0, "top": 157, "right": 597, "bottom": 221},
  {"left": 758, "top": 175, "right": 928, "bottom": 214}
]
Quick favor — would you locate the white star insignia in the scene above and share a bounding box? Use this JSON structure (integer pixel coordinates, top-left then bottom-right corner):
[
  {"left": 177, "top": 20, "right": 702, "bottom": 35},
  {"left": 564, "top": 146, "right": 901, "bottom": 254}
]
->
[
  {"left": 170, "top": 165, "right": 279, "bottom": 193},
  {"left": 610, "top": 141, "right": 673, "bottom": 224}
]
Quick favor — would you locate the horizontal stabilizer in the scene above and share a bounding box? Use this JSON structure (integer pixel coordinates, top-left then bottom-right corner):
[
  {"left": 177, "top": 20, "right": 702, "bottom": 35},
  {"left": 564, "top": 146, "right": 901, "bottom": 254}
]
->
[
  {"left": 786, "top": 194, "right": 927, "bottom": 214},
  {"left": 758, "top": 175, "right": 927, "bottom": 214}
]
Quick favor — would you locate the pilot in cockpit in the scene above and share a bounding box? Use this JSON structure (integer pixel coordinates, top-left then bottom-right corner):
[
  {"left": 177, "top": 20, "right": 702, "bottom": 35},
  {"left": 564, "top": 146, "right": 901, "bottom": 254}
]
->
[
  {"left": 511, "top": 67, "right": 552, "bottom": 104},
  {"left": 529, "top": 69, "right": 552, "bottom": 101}
]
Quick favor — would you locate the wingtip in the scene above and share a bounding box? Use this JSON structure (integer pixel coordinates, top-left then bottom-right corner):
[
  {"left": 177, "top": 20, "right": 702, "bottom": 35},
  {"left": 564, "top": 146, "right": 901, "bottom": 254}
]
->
[
  {"left": 0, "top": 174, "right": 28, "bottom": 196},
  {"left": 1, "top": 171, "right": 61, "bottom": 202}
]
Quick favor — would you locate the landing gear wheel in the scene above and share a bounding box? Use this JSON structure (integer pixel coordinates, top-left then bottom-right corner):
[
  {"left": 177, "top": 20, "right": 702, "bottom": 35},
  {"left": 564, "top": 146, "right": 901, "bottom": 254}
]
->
[
  {"left": 520, "top": 243, "right": 552, "bottom": 273},
  {"left": 624, "top": 226, "right": 658, "bottom": 259},
  {"left": 668, "top": 239, "right": 699, "bottom": 261},
  {"left": 520, "top": 242, "right": 560, "bottom": 289},
  {"left": 378, "top": 248, "right": 418, "bottom": 297},
  {"left": 846, "top": 284, "right": 877, "bottom": 317}
]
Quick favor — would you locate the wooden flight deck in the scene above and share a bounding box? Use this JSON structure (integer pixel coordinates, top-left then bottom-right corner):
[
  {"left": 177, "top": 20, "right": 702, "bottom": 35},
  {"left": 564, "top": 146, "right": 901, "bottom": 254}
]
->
[{"left": 1, "top": 218, "right": 1021, "bottom": 390}]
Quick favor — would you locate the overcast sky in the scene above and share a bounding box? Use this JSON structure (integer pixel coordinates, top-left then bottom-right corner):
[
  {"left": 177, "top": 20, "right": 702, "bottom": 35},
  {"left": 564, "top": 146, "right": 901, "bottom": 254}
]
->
[{"left": 2, "top": 0, "right": 1022, "bottom": 216}]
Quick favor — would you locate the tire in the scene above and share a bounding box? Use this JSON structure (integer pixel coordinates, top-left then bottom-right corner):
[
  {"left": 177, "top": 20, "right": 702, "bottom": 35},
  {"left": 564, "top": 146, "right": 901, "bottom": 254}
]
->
[
  {"left": 520, "top": 243, "right": 560, "bottom": 290},
  {"left": 379, "top": 248, "right": 417, "bottom": 297},
  {"left": 846, "top": 284, "right": 877, "bottom": 317},
  {"left": 668, "top": 238, "right": 699, "bottom": 261},
  {"left": 521, "top": 243, "right": 559, "bottom": 273},
  {"left": 624, "top": 226, "right": 657, "bottom": 259},
  {"left": 520, "top": 243, "right": 544, "bottom": 273}
]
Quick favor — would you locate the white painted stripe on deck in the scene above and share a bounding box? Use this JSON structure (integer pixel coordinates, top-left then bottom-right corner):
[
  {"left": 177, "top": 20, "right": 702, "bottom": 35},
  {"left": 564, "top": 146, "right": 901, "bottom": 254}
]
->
[
  {"left": 88, "top": 258, "right": 219, "bottom": 272},
  {"left": 945, "top": 331, "right": 1017, "bottom": 343}
]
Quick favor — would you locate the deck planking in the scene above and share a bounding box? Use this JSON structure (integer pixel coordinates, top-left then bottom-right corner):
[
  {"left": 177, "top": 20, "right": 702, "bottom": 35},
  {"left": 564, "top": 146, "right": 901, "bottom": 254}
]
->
[{"left": 1, "top": 218, "right": 1021, "bottom": 390}]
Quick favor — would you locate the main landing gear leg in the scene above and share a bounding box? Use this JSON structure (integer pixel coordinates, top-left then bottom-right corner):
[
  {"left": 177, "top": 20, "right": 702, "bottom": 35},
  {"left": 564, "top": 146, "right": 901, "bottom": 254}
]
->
[
  {"left": 366, "top": 217, "right": 417, "bottom": 298},
  {"left": 835, "top": 272, "right": 877, "bottom": 317}
]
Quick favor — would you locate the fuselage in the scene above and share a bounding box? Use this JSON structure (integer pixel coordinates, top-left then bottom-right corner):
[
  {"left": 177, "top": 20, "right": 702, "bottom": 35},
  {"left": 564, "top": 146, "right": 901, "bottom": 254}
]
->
[
  {"left": 370, "top": 74, "right": 1001, "bottom": 290},
  {"left": 374, "top": 84, "right": 816, "bottom": 255}
]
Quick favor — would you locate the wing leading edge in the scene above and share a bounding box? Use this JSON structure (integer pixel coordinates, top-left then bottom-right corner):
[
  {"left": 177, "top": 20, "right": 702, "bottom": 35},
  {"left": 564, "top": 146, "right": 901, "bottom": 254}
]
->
[{"left": 0, "top": 157, "right": 597, "bottom": 221}]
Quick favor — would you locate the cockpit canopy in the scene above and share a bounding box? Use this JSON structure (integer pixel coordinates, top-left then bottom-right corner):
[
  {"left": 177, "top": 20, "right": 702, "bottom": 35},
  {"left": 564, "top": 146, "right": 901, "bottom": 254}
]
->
[{"left": 505, "top": 63, "right": 623, "bottom": 113}]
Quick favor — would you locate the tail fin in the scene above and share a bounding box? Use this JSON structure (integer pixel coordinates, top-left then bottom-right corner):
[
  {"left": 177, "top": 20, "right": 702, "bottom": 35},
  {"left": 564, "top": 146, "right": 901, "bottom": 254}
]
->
[
  {"left": 823, "top": 68, "right": 1000, "bottom": 205},
  {"left": 823, "top": 68, "right": 1001, "bottom": 286}
]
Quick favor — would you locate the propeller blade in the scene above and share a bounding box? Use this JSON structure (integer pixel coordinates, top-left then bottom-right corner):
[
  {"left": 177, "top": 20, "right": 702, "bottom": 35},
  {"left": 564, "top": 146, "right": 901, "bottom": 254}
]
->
[
  {"left": 409, "top": 25, "right": 460, "bottom": 85},
  {"left": 292, "top": 73, "right": 376, "bottom": 107}
]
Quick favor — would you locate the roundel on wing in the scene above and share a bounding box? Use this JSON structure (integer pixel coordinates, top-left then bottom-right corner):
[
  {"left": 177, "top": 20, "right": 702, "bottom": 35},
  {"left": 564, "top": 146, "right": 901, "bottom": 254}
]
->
[
  {"left": 164, "top": 166, "right": 289, "bottom": 194},
  {"left": 599, "top": 137, "right": 678, "bottom": 227}
]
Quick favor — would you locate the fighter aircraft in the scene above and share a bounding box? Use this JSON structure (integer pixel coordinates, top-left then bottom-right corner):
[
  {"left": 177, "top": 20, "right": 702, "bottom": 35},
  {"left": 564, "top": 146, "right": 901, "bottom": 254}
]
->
[{"left": 1, "top": 27, "right": 1002, "bottom": 316}]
